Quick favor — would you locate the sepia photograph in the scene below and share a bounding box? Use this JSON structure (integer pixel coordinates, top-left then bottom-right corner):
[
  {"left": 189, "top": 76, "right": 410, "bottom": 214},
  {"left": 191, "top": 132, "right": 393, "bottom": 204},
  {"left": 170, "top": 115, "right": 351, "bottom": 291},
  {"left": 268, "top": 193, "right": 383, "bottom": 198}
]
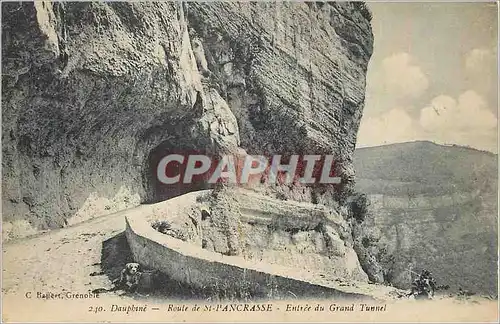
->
[{"left": 1, "top": 0, "right": 498, "bottom": 322}]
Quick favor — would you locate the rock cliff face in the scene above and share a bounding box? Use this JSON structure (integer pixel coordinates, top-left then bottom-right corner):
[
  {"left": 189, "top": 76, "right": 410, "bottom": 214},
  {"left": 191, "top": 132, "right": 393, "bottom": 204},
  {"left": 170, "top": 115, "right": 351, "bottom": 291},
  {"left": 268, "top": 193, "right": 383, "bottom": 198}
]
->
[{"left": 2, "top": 1, "right": 373, "bottom": 240}]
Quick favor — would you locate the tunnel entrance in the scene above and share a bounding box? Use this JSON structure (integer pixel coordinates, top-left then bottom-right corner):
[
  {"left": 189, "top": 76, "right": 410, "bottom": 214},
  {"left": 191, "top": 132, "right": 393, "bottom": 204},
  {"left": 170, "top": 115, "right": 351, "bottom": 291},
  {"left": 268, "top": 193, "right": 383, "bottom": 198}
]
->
[{"left": 144, "top": 141, "right": 215, "bottom": 203}]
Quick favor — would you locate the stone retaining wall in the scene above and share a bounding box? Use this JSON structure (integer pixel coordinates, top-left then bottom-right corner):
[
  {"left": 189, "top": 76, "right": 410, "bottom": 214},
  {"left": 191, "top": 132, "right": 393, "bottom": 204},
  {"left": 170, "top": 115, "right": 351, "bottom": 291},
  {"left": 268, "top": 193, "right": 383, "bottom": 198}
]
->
[{"left": 125, "top": 208, "right": 374, "bottom": 300}]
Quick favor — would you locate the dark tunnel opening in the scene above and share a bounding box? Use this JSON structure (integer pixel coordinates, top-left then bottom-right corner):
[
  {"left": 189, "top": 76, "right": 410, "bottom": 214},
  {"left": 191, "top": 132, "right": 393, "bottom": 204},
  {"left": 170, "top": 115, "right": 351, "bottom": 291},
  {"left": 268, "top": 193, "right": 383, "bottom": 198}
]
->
[{"left": 143, "top": 141, "right": 216, "bottom": 204}]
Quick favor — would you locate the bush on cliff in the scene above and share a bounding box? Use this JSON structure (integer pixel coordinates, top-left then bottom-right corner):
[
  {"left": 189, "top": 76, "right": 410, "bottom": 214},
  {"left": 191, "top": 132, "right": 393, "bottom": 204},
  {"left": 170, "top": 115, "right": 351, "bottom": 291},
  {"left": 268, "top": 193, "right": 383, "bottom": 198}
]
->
[{"left": 349, "top": 192, "right": 370, "bottom": 223}]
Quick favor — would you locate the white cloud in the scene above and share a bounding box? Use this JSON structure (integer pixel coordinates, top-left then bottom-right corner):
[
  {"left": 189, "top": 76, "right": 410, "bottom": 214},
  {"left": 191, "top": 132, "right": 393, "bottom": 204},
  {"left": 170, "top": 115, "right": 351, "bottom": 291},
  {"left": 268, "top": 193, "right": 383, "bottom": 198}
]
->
[
  {"left": 378, "top": 52, "right": 429, "bottom": 99},
  {"left": 364, "top": 52, "right": 429, "bottom": 118},
  {"left": 358, "top": 91, "right": 498, "bottom": 153},
  {"left": 357, "top": 108, "right": 418, "bottom": 147},
  {"left": 464, "top": 47, "right": 498, "bottom": 102},
  {"left": 420, "top": 90, "right": 497, "bottom": 132},
  {"left": 419, "top": 90, "right": 497, "bottom": 152},
  {"left": 465, "top": 48, "right": 496, "bottom": 72}
]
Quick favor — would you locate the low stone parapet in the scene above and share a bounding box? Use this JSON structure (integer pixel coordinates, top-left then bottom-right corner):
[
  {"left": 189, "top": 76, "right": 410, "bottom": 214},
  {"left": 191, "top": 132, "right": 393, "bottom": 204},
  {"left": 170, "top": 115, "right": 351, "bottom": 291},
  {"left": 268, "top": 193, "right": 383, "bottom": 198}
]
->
[{"left": 123, "top": 190, "right": 391, "bottom": 300}]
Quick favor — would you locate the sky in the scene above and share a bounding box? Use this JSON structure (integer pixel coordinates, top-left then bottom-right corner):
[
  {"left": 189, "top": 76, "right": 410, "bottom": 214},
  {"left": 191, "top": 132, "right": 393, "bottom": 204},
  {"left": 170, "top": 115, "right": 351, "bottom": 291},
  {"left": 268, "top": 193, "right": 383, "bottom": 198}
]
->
[{"left": 357, "top": 2, "right": 498, "bottom": 153}]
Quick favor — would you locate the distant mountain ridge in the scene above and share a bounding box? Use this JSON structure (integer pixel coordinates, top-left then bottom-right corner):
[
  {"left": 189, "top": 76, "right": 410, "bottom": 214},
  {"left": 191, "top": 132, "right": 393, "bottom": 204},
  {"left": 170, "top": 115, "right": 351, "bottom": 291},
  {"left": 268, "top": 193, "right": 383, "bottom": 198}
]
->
[{"left": 354, "top": 141, "right": 497, "bottom": 197}]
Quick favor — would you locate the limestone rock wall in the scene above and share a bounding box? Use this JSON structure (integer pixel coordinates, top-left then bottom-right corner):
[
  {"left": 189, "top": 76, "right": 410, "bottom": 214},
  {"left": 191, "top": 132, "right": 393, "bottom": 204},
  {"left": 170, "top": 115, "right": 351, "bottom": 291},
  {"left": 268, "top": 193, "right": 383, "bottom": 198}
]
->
[{"left": 2, "top": 1, "right": 373, "bottom": 240}]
